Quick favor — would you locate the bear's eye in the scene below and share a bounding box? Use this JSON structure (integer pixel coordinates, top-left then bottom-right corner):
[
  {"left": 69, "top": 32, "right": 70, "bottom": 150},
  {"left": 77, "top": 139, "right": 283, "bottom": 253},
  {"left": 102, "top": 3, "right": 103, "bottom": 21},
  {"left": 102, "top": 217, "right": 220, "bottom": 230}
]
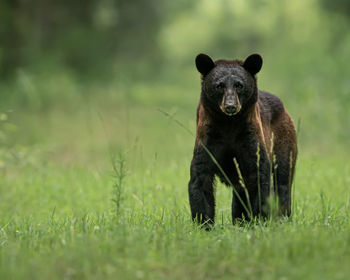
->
[
  {"left": 235, "top": 82, "right": 243, "bottom": 90},
  {"left": 216, "top": 83, "right": 225, "bottom": 90}
]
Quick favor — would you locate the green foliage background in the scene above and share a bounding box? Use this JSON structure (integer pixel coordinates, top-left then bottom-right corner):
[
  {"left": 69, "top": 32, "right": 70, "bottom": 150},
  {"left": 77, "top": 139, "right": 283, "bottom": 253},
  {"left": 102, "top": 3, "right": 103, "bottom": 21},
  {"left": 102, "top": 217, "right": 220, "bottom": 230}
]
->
[
  {"left": 1, "top": 0, "right": 349, "bottom": 154},
  {"left": 0, "top": 0, "right": 349, "bottom": 279}
]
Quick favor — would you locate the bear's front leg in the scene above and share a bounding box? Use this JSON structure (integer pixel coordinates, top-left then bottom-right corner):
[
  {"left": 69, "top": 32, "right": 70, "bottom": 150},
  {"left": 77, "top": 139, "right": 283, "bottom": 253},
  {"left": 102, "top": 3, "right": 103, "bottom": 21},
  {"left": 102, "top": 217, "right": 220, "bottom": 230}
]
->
[
  {"left": 188, "top": 146, "right": 216, "bottom": 229},
  {"left": 233, "top": 138, "right": 271, "bottom": 220}
]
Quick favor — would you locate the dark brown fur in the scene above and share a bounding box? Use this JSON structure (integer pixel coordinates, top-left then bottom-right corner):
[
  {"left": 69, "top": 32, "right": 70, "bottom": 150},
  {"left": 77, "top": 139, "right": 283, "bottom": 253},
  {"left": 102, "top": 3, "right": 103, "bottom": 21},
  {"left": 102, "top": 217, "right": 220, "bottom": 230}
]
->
[{"left": 189, "top": 54, "right": 297, "bottom": 228}]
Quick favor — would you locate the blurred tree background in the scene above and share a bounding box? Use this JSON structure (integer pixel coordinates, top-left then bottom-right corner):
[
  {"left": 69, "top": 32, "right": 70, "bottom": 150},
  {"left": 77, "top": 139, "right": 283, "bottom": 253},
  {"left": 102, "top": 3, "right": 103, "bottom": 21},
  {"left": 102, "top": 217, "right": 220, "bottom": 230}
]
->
[{"left": 0, "top": 0, "right": 349, "bottom": 165}]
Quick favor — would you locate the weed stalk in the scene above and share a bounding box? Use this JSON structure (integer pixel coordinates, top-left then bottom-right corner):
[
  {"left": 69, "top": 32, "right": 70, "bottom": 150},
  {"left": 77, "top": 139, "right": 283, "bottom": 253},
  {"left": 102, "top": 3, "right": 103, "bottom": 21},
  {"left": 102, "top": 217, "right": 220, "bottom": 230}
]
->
[
  {"left": 111, "top": 151, "right": 127, "bottom": 219},
  {"left": 256, "top": 143, "right": 262, "bottom": 215}
]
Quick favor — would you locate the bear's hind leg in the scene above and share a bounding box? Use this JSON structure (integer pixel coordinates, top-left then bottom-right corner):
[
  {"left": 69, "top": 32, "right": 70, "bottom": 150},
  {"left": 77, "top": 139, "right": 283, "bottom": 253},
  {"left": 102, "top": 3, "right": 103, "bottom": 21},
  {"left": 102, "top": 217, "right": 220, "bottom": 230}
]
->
[{"left": 275, "top": 155, "right": 295, "bottom": 216}]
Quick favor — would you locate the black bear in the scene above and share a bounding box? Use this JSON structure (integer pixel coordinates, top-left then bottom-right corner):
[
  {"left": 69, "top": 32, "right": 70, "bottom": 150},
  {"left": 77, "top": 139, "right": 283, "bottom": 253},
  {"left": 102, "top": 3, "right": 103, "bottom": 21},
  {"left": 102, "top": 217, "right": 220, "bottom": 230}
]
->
[{"left": 188, "top": 53, "right": 297, "bottom": 227}]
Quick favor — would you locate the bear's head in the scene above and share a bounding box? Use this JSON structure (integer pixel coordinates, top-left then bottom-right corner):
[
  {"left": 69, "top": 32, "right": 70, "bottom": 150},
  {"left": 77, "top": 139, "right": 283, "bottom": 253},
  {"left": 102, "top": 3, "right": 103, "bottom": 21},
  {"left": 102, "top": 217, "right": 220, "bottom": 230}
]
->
[{"left": 195, "top": 53, "right": 262, "bottom": 117}]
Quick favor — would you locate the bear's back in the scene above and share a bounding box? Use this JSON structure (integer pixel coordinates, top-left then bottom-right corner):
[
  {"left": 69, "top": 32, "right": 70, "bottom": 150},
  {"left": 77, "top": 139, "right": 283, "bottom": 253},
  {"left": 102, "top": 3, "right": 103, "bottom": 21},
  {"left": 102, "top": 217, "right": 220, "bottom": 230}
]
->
[{"left": 257, "top": 90, "right": 297, "bottom": 161}]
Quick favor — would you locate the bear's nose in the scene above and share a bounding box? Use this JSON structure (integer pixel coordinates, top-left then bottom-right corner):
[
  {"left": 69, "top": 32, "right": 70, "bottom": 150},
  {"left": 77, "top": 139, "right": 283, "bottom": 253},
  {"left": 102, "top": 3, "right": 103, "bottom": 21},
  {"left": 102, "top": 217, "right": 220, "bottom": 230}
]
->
[{"left": 225, "top": 104, "right": 236, "bottom": 114}]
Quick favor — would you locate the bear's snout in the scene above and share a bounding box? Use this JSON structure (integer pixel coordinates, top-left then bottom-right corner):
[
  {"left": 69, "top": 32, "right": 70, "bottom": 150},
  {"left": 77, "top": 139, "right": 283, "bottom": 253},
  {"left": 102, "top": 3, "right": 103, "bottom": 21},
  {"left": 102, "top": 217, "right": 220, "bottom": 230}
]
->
[{"left": 220, "top": 90, "right": 241, "bottom": 116}]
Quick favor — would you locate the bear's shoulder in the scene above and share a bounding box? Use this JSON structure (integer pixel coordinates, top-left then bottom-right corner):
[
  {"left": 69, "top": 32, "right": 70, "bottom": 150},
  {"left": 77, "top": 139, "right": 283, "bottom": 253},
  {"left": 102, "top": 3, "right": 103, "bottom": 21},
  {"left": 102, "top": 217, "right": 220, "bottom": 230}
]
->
[{"left": 258, "top": 90, "right": 285, "bottom": 123}]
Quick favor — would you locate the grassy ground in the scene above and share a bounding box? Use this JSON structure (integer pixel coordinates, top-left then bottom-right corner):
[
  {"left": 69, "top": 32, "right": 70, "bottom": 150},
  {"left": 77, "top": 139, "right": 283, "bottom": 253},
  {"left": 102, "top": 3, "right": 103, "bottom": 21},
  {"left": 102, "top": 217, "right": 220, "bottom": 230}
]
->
[{"left": 0, "top": 80, "right": 349, "bottom": 279}]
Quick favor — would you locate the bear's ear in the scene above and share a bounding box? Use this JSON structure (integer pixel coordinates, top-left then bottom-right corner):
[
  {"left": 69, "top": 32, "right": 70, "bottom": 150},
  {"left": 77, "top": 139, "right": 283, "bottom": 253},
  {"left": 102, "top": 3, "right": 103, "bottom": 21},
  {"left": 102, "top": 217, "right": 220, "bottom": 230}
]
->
[
  {"left": 243, "top": 54, "right": 263, "bottom": 76},
  {"left": 195, "top": 53, "right": 215, "bottom": 76}
]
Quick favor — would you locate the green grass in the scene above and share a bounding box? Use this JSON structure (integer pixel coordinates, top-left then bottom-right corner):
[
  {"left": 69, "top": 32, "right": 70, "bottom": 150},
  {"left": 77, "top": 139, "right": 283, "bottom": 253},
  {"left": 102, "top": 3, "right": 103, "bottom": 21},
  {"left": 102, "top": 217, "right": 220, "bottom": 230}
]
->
[{"left": 0, "top": 81, "right": 349, "bottom": 279}]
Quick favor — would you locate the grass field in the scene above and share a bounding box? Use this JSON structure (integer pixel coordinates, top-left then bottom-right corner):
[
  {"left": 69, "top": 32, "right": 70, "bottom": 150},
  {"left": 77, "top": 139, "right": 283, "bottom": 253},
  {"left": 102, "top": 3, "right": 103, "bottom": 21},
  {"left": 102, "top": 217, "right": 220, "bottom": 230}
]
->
[{"left": 0, "top": 78, "right": 349, "bottom": 280}]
